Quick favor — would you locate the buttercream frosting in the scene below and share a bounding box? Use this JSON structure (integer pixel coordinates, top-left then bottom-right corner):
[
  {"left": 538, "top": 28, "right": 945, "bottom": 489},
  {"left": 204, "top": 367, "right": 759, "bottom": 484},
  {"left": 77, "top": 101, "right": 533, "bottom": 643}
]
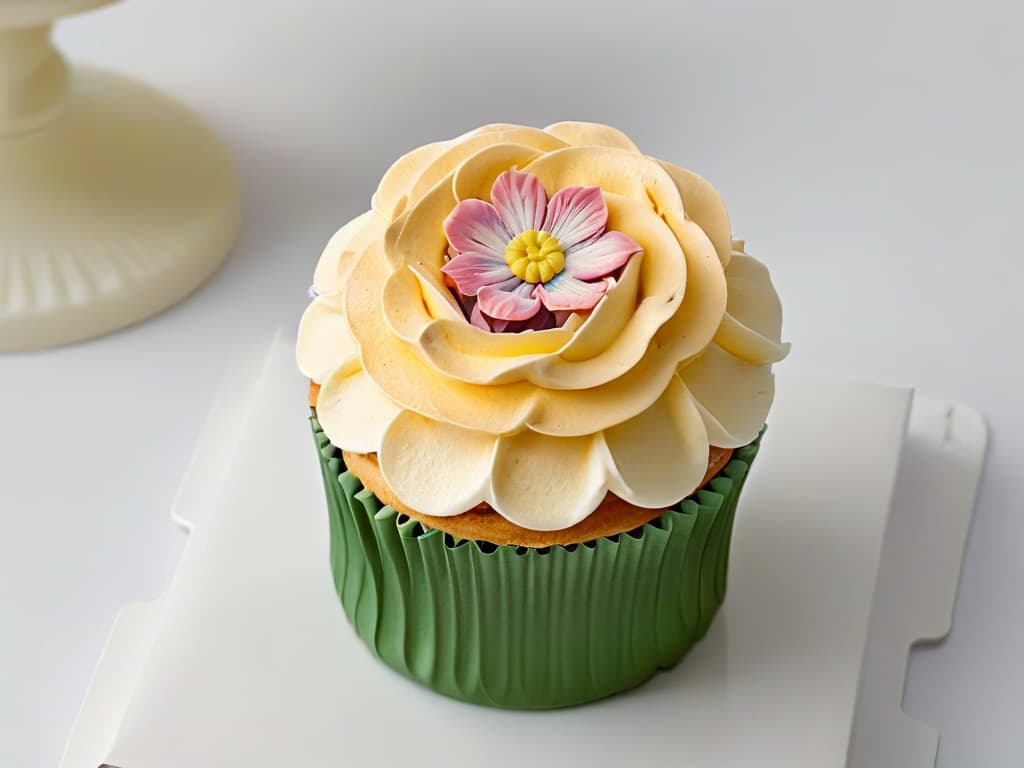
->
[{"left": 298, "top": 122, "right": 789, "bottom": 531}]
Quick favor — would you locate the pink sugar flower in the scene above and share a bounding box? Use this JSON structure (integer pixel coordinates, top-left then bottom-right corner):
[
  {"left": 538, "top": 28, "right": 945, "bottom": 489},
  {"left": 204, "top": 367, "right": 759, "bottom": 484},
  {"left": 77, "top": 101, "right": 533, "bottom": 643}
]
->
[{"left": 442, "top": 170, "right": 642, "bottom": 331}]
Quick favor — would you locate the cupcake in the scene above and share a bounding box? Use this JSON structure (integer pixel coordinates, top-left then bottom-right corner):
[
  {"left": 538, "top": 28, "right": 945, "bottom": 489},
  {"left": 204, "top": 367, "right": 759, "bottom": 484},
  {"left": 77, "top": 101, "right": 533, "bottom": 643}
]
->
[{"left": 299, "top": 122, "right": 788, "bottom": 709}]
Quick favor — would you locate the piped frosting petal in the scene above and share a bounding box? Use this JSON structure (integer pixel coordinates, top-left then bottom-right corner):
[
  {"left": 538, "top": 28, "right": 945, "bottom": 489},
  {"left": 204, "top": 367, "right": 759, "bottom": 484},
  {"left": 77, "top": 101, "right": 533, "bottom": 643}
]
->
[
  {"left": 312, "top": 210, "right": 386, "bottom": 297},
  {"left": 297, "top": 294, "right": 359, "bottom": 383},
  {"left": 680, "top": 343, "right": 775, "bottom": 449},
  {"left": 603, "top": 375, "right": 710, "bottom": 508},
  {"left": 378, "top": 410, "right": 496, "bottom": 516},
  {"left": 543, "top": 121, "right": 642, "bottom": 153},
  {"left": 659, "top": 160, "right": 733, "bottom": 268},
  {"left": 491, "top": 430, "right": 609, "bottom": 530},
  {"left": 317, "top": 367, "right": 402, "bottom": 455},
  {"left": 713, "top": 249, "right": 790, "bottom": 364}
]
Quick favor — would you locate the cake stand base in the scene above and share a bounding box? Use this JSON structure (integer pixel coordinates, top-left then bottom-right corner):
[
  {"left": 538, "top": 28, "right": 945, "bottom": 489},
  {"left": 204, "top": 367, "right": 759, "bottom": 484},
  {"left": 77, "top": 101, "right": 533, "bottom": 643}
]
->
[{"left": 0, "top": 67, "right": 239, "bottom": 352}]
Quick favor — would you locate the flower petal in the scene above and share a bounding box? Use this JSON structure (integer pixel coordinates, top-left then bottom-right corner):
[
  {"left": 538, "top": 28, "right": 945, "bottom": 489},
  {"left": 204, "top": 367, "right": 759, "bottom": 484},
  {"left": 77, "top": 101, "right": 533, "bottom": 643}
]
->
[
  {"left": 691, "top": 400, "right": 737, "bottom": 449},
  {"left": 525, "top": 146, "right": 684, "bottom": 220},
  {"left": 382, "top": 265, "right": 464, "bottom": 346},
  {"left": 536, "top": 273, "right": 608, "bottom": 312},
  {"left": 409, "top": 263, "right": 465, "bottom": 321},
  {"left": 453, "top": 142, "right": 545, "bottom": 203},
  {"left": 654, "top": 213, "right": 728, "bottom": 361},
  {"left": 659, "top": 160, "right": 733, "bottom": 268},
  {"left": 469, "top": 301, "right": 493, "bottom": 331},
  {"left": 316, "top": 368, "right": 402, "bottom": 454},
  {"left": 405, "top": 126, "right": 567, "bottom": 209},
  {"left": 416, "top": 298, "right": 570, "bottom": 361},
  {"left": 542, "top": 185, "right": 607, "bottom": 248},
  {"left": 490, "top": 169, "right": 548, "bottom": 234},
  {"left": 296, "top": 294, "right": 359, "bottom": 383},
  {"left": 312, "top": 211, "right": 386, "bottom": 296},
  {"left": 386, "top": 171, "right": 458, "bottom": 270},
  {"left": 491, "top": 431, "right": 608, "bottom": 530},
  {"left": 409, "top": 308, "right": 576, "bottom": 386},
  {"left": 556, "top": 254, "right": 643, "bottom": 363},
  {"left": 715, "top": 312, "right": 790, "bottom": 365},
  {"left": 727, "top": 250, "right": 783, "bottom": 337},
  {"left": 544, "top": 121, "right": 641, "bottom": 152},
  {"left": 603, "top": 375, "right": 710, "bottom": 507},
  {"left": 679, "top": 343, "right": 774, "bottom": 448},
  {"left": 372, "top": 140, "right": 450, "bottom": 220},
  {"left": 441, "top": 251, "right": 515, "bottom": 295},
  {"left": 443, "top": 199, "right": 510, "bottom": 258},
  {"left": 564, "top": 230, "right": 642, "bottom": 280},
  {"left": 478, "top": 281, "right": 541, "bottom": 321},
  {"left": 379, "top": 411, "right": 495, "bottom": 516}
]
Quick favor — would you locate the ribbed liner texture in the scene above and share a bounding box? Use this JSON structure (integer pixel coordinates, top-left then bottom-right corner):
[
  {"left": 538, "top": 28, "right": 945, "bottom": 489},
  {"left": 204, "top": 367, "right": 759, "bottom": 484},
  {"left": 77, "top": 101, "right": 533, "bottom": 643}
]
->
[{"left": 312, "top": 414, "right": 763, "bottom": 709}]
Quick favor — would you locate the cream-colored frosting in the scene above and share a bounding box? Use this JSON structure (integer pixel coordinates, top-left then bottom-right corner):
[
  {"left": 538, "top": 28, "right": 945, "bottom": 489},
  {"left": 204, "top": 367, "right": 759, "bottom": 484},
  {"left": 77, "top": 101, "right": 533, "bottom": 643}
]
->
[{"left": 298, "top": 122, "right": 789, "bottom": 531}]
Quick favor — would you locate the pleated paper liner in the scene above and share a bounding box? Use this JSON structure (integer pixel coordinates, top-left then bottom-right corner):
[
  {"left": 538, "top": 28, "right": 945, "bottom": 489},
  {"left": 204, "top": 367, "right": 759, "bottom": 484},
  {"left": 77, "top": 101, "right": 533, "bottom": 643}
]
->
[{"left": 312, "top": 414, "right": 763, "bottom": 710}]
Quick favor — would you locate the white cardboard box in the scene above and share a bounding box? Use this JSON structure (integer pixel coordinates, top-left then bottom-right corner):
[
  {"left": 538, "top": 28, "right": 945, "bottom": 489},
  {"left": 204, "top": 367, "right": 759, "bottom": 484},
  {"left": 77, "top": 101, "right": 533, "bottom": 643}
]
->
[{"left": 61, "top": 337, "right": 986, "bottom": 768}]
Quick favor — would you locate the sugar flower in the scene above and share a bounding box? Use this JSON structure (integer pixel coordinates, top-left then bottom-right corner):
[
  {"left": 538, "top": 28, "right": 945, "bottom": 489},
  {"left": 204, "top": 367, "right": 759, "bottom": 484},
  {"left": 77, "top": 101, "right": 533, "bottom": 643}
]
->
[{"left": 441, "top": 170, "right": 642, "bottom": 331}]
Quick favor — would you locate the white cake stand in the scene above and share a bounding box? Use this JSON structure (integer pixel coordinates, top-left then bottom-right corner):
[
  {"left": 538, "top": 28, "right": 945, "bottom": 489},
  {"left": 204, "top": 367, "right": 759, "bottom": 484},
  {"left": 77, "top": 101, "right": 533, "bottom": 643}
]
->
[{"left": 0, "top": 0, "right": 240, "bottom": 352}]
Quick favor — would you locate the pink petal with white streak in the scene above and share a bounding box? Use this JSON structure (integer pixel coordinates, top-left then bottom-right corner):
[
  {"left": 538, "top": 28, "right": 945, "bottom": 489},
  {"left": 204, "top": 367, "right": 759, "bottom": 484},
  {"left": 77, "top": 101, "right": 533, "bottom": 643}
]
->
[
  {"left": 564, "top": 230, "right": 642, "bottom": 280},
  {"left": 478, "top": 281, "right": 542, "bottom": 321},
  {"left": 490, "top": 170, "right": 548, "bottom": 234},
  {"left": 543, "top": 186, "right": 607, "bottom": 249},
  {"left": 536, "top": 274, "right": 609, "bottom": 312},
  {"left": 441, "top": 251, "right": 515, "bottom": 295},
  {"left": 469, "top": 301, "right": 495, "bottom": 330},
  {"left": 467, "top": 298, "right": 511, "bottom": 332},
  {"left": 443, "top": 199, "right": 511, "bottom": 257}
]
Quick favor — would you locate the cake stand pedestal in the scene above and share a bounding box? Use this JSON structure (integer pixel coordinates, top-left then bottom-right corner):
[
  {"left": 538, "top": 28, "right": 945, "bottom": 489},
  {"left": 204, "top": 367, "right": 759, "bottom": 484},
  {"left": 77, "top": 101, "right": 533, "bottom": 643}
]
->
[
  {"left": 0, "top": 0, "right": 239, "bottom": 352},
  {"left": 60, "top": 335, "right": 987, "bottom": 768}
]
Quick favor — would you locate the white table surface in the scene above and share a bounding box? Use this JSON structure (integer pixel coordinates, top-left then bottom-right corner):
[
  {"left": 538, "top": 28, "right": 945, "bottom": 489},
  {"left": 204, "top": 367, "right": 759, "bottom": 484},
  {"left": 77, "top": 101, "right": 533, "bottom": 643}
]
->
[{"left": 1, "top": 1, "right": 1020, "bottom": 766}]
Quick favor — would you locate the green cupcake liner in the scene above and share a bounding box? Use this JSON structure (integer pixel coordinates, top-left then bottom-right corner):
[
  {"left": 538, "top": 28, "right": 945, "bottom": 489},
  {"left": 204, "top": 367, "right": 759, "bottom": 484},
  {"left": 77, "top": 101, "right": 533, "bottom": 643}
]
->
[{"left": 312, "top": 413, "right": 763, "bottom": 710}]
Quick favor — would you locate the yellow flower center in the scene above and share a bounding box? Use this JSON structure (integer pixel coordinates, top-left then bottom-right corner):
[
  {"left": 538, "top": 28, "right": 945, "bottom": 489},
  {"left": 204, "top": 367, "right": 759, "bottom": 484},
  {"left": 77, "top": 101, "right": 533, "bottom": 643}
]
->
[{"left": 504, "top": 229, "right": 565, "bottom": 284}]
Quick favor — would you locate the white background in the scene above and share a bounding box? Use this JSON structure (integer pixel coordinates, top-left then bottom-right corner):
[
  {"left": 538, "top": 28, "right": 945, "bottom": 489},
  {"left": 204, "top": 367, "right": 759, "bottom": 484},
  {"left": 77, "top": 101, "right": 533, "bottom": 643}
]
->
[{"left": 1, "top": 0, "right": 1021, "bottom": 765}]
